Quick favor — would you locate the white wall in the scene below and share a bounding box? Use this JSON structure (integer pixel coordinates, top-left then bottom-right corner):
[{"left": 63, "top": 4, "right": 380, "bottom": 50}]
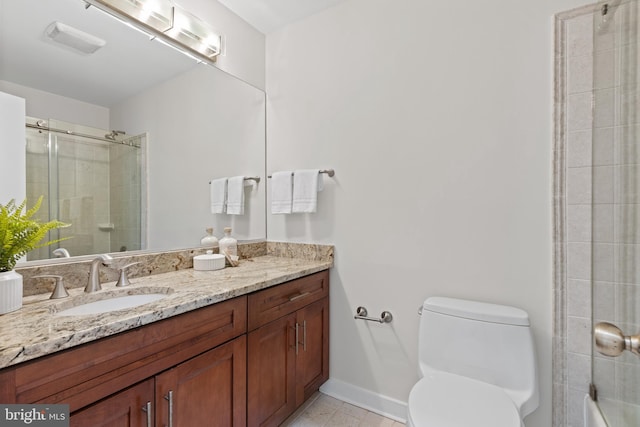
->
[
  {"left": 110, "top": 65, "right": 265, "bottom": 250},
  {"left": 0, "top": 91, "right": 26, "bottom": 203},
  {"left": 266, "top": 0, "right": 589, "bottom": 425},
  {"left": 0, "top": 80, "right": 109, "bottom": 129}
]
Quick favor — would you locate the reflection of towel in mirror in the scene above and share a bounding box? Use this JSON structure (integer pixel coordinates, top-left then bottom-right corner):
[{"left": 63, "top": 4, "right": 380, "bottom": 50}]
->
[
  {"left": 210, "top": 178, "right": 227, "bottom": 214},
  {"left": 271, "top": 171, "right": 293, "bottom": 214},
  {"left": 226, "top": 176, "right": 245, "bottom": 215},
  {"left": 292, "top": 170, "right": 323, "bottom": 213}
]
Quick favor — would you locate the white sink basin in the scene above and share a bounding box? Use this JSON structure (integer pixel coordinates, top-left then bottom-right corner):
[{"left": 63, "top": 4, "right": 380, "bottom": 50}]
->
[{"left": 56, "top": 293, "right": 168, "bottom": 316}]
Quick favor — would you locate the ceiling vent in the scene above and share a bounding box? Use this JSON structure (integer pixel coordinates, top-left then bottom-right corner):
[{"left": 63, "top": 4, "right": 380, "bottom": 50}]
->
[{"left": 45, "top": 21, "right": 106, "bottom": 54}]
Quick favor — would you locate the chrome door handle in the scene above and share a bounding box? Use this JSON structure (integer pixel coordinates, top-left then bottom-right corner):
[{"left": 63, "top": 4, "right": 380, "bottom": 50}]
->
[
  {"left": 595, "top": 322, "right": 640, "bottom": 357},
  {"left": 164, "top": 390, "right": 174, "bottom": 427},
  {"left": 141, "top": 401, "right": 152, "bottom": 427},
  {"left": 295, "top": 322, "right": 299, "bottom": 355}
]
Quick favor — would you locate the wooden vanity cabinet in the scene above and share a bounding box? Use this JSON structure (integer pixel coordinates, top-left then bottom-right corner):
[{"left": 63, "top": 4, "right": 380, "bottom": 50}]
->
[
  {"left": 0, "top": 269, "right": 330, "bottom": 427},
  {"left": 247, "top": 270, "right": 330, "bottom": 427},
  {"left": 71, "top": 336, "right": 247, "bottom": 427},
  {"left": 155, "top": 335, "right": 246, "bottom": 427},
  {"left": 0, "top": 296, "right": 247, "bottom": 426}
]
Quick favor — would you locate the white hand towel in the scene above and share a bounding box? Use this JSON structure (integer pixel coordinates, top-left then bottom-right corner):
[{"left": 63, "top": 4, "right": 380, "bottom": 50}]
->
[
  {"left": 292, "top": 169, "right": 323, "bottom": 213},
  {"left": 226, "top": 176, "right": 245, "bottom": 215},
  {"left": 271, "top": 171, "right": 293, "bottom": 214},
  {"left": 210, "top": 178, "right": 227, "bottom": 214}
]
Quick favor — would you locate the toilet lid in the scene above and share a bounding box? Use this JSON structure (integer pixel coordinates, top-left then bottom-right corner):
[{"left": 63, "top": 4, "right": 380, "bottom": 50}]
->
[{"left": 408, "top": 372, "right": 521, "bottom": 427}]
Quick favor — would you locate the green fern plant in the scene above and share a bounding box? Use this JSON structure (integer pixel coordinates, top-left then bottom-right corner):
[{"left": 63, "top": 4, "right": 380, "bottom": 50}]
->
[{"left": 0, "top": 197, "right": 70, "bottom": 272}]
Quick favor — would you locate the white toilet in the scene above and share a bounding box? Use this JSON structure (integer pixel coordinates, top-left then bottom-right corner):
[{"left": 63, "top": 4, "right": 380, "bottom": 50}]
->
[{"left": 407, "top": 297, "right": 539, "bottom": 427}]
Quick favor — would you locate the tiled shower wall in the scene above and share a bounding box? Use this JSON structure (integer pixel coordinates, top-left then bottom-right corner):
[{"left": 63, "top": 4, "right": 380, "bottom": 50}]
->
[
  {"left": 555, "top": 6, "right": 597, "bottom": 427},
  {"left": 556, "top": 3, "right": 640, "bottom": 426},
  {"left": 109, "top": 136, "right": 144, "bottom": 254}
]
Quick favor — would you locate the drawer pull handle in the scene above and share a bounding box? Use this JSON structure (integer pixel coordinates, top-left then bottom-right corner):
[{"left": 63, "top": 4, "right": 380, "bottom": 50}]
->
[
  {"left": 289, "top": 292, "right": 311, "bottom": 302},
  {"left": 164, "top": 390, "right": 174, "bottom": 427},
  {"left": 141, "top": 401, "right": 152, "bottom": 427}
]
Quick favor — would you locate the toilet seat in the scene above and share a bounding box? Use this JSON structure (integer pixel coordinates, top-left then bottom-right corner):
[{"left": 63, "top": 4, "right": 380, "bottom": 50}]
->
[{"left": 407, "top": 372, "right": 522, "bottom": 427}]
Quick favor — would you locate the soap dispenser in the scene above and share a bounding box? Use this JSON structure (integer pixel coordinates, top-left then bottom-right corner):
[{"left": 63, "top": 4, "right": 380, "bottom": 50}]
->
[
  {"left": 200, "top": 227, "right": 219, "bottom": 251},
  {"left": 219, "top": 227, "right": 237, "bottom": 257}
]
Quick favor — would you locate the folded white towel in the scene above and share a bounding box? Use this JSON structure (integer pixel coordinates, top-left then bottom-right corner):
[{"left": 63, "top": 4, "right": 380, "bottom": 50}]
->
[
  {"left": 210, "top": 178, "right": 227, "bottom": 214},
  {"left": 226, "top": 176, "right": 245, "bottom": 215},
  {"left": 271, "top": 171, "right": 293, "bottom": 214},
  {"left": 292, "top": 169, "right": 323, "bottom": 213}
]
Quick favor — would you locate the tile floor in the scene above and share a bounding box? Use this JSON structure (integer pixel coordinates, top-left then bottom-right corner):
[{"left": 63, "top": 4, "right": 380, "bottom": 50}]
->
[{"left": 281, "top": 392, "right": 405, "bottom": 427}]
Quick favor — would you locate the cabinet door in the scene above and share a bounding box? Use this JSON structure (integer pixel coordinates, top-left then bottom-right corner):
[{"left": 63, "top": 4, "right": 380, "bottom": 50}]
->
[
  {"left": 296, "top": 297, "right": 330, "bottom": 405},
  {"left": 70, "top": 379, "right": 154, "bottom": 427},
  {"left": 155, "top": 336, "right": 246, "bottom": 427},
  {"left": 247, "top": 313, "right": 297, "bottom": 427}
]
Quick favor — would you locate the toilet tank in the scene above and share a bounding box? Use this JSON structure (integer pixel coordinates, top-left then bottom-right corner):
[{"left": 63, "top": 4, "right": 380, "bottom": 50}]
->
[{"left": 418, "top": 297, "right": 539, "bottom": 417}]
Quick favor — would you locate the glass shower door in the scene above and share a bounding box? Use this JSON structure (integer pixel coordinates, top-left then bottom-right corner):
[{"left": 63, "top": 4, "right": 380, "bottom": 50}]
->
[
  {"left": 25, "top": 118, "right": 144, "bottom": 260},
  {"left": 592, "top": 1, "right": 640, "bottom": 425}
]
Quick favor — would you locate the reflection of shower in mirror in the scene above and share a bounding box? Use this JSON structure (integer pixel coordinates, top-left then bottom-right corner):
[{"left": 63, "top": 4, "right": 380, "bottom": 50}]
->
[{"left": 24, "top": 117, "right": 146, "bottom": 261}]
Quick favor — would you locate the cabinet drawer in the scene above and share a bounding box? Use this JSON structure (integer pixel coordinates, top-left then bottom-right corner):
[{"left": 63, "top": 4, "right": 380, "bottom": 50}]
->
[{"left": 248, "top": 270, "right": 329, "bottom": 331}]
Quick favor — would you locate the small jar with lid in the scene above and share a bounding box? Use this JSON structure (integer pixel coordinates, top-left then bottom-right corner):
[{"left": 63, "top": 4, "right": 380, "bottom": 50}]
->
[
  {"left": 200, "top": 227, "right": 219, "bottom": 250},
  {"left": 218, "top": 227, "right": 237, "bottom": 257}
]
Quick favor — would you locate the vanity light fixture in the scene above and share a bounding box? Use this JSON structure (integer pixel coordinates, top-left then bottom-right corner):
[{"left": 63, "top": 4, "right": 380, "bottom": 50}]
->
[
  {"left": 85, "top": 0, "right": 222, "bottom": 62},
  {"left": 45, "top": 21, "right": 106, "bottom": 54},
  {"left": 164, "top": 6, "right": 221, "bottom": 61},
  {"left": 90, "top": 0, "right": 174, "bottom": 33}
]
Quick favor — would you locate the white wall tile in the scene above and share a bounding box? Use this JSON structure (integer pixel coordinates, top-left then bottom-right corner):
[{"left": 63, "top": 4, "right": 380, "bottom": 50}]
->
[
  {"left": 593, "top": 166, "right": 615, "bottom": 204},
  {"left": 614, "top": 204, "right": 640, "bottom": 244},
  {"left": 593, "top": 48, "right": 616, "bottom": 90},
  {"left": 567, "top": 279, "right": 591, "bottom": 318},
  {"left": 567, "top": 130, "right": 592, "bottom": 167},
  {"left": 593, "top": 281, "right": 615, "bottom": 322},
  {"left": 568, "top": 92, "right": 594, "bottom": 131},
  {"left": 593, "top": 127, "right": 614, "bottom": 166},
  {"left": 567, "top": 167, "right": 592, "bottom": 205},
  {"left": 567, "top": 387, "right": 586, "bottom": 427},
  {"left": 615, "top": 164, "right": 640, "bottom": 203},
  {"left": 567, "top": 352, "right": 591, "bottom": 392},
  {"left": 567, "top": 204, "right": 591, "bottom": 242},
  {"left": 568, "top": 242, "right": 592, "bottom": 280},
  {"left": 593, "top": 243, "right": 615, "bottom": 282},
  {"left": 593, "top": 204, "right": 614, "bottom": 243},
  {"left": 568, "top": 54, "right": 594, "bottom": 94},
  {"left": 567, "top": 316, "right": 592, "bottom": 355},
  {"left": 594, "top": 88, "right": 616, "bottom": 128},
  {"left": 566, "top": 13, "right": 594, "bottom": 58}
]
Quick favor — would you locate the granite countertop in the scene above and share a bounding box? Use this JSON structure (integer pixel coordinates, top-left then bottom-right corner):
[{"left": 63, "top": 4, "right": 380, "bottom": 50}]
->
[{"left": 0, "top": 255, "right": 332, "bottom": 370}]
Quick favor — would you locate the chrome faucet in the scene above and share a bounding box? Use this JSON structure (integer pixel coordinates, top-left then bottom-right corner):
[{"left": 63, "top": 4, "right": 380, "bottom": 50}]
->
[
  {"left": 85, "top": 254, "right": 114, "bottom": 293},
  {"left": 52, "top": 248, "right": 71, "bottom": 258}
]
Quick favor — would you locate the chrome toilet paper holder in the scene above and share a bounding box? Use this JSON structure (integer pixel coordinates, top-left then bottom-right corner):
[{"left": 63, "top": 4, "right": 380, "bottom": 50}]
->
[{"left": 354, "top": 306, "right": 393, "bottom": 324}]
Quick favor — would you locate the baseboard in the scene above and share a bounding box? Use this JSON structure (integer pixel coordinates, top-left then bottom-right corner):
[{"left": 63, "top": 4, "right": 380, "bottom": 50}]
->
[{"left": 319, "top": 378, "right": 408, "bottom": 423}]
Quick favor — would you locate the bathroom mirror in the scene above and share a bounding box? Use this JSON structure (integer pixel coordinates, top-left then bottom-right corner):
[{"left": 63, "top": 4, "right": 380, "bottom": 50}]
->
[{"left": 0, "top": 0, "right": 266, "bottom": 262}]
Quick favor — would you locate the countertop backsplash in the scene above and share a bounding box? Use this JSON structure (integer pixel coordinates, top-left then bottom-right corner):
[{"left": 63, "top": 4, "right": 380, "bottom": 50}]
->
[{"left": 16, "top": 241, "right": 333, "bottom": 297}]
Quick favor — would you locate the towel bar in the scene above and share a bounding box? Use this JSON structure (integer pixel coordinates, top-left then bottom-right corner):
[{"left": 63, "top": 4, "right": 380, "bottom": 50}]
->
[
  {"left": 268, "top": 169, "right": 335, "bottom": 178},
  {"left": 209, "top": 176, "right": 260, "bottom": 184}
]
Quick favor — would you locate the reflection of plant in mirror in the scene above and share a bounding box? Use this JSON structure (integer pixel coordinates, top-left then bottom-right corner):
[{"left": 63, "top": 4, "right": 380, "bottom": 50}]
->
[{"left": 0, "top": 197, "right": 69, "bottom": 272}]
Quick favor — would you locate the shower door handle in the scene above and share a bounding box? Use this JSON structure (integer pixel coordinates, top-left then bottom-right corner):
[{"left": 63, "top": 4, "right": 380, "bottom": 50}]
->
[{"left": 594, "top": 322, "right": 640, "bottom": 357}]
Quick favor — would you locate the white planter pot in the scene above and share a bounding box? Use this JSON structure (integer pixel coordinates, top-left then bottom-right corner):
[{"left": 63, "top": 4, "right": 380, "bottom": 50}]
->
[{"left": 0, "top": 270, "right": 23, "bottom": 314}]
